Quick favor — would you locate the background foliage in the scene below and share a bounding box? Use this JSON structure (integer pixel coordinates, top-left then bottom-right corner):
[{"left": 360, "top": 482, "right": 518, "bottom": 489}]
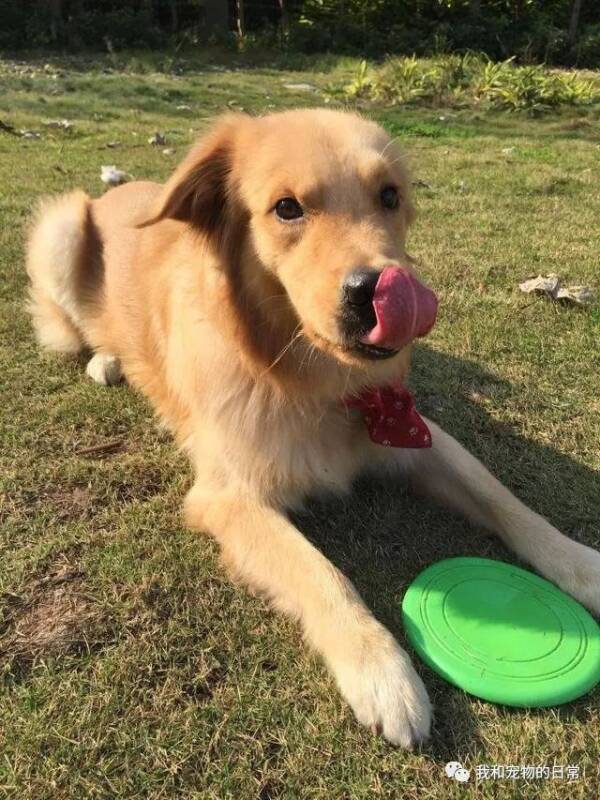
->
[
  {"left": 287, "top": 0, "right": 600, "bottom": 67},
  {"left": 332, "top": 54, "right": 598, "bottom": 113},
  {"left": 0, "top": 0, "right": 599, "bottom": 68}
]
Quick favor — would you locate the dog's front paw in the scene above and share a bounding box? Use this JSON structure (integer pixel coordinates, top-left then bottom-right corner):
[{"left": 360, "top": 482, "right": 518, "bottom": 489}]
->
[
  {"left": 86, "top": 353, "right": 122, "bottom": 386},
  {"left": 331, "top": 625, "right": 431, "bottom": 748},
  {"left": 549, "top": 539, "right": 600, "bottom": 617}
]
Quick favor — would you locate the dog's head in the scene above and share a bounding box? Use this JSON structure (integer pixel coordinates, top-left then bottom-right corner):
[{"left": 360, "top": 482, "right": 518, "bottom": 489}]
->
[{"left": 144, "top": 109, "right": 437, "bottom": 385}]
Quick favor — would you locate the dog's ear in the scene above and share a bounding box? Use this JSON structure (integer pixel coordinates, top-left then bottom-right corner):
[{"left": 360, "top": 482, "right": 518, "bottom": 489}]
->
[{"left": 139, "top": 114, "right": 247, "bottom": 239}]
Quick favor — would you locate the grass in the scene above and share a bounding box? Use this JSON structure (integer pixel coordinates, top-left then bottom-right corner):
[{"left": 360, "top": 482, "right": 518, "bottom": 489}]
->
[{"left": 1, "top": 48, "right": 600, "bottom": 799}]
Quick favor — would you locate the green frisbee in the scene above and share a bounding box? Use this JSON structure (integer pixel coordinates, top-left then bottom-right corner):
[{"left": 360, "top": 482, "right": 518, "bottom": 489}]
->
[{"left": 402, "top": 557, "right": 600, "bottom": 707}]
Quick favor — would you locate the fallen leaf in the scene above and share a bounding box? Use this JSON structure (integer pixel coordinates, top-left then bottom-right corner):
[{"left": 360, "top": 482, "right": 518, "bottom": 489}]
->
[
  {"left": 100, "top": 165, "right": 128, "bottom": 186},
  {"left": 283, "top": 83, "right": 315, "bottom": 91},
  {"left": 21, "top": 130, "right": 41, "bottom": 139},
  {"left": 176, "top": 104, "right": 191, "bottom": 111},
  {"left": 148, "top": 132, "right": 166, "bottom": 146},
  {"left": 556, "top": 285, "right": 595, "bottom": 306},
  {"left": 43, "top": 119, "right": 72, "bottom": 130},
  {"left": 162, "top": 148, "right": 176, "bottom": 155},
  {"left": 519, "top": 274, "right": 594, "bottom": 307},
  {"left": 519, "top": 274, "right": 561, "bottom": 297}
]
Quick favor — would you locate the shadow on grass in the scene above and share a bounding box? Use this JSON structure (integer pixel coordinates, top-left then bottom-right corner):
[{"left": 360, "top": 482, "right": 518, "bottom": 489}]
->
[{"left": 292, "top": 344, "right": 600, "bottom": 754}]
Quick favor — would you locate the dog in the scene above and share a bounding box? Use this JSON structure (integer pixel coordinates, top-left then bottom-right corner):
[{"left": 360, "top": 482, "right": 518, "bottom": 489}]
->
[{"left": 26, "top": 109, "right": 600, "bottom": 747}]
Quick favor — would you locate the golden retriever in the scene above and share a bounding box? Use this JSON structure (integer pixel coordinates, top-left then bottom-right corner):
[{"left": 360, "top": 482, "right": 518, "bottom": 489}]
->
[{"left": 26, "top": 109, "right": 600, "bottom": 747}]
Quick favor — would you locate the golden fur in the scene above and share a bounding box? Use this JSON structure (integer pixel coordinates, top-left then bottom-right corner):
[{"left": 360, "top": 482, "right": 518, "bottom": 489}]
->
[{"left": 26, "top": 109, "right": 600, "bottom": 747}]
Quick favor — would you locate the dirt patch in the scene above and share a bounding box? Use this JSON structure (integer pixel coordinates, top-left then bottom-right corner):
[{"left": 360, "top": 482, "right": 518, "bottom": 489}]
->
[
  {"left": 0, "top": 555, "right": 112, "bottom": 677},
  {"left": 5, "top": 484, "right": 94, "bottom": 528},
  {"left": 45, "top": 485, "right": 94, "bottom": 520}
]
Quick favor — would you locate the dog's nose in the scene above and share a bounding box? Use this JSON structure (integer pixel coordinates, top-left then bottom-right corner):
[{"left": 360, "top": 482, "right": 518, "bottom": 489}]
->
[{"left": 343, "top": 268, "right": 381, "bottom": 307}]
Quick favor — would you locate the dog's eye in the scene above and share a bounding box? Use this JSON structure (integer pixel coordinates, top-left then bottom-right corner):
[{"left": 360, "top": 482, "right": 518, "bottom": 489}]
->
[
  {"left": 380, "top": 186, "right": 399, "bottom": 210},
  {"left": 275, "top": 197, "right": 304, "bottom": 221}
]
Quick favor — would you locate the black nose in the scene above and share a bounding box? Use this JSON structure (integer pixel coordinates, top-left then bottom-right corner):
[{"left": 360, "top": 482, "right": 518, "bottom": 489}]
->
[
  {"left": 340, "top": 268, "right": 380, "bottom": 338},
  {"left": 343, "top": 268, "right": 380, "bottom": 307}
]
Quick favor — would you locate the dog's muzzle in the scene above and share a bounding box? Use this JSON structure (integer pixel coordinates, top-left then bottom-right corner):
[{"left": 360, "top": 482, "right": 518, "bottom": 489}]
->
[{"left": 339, "top": 266, "right": 438, "bottom": 359}]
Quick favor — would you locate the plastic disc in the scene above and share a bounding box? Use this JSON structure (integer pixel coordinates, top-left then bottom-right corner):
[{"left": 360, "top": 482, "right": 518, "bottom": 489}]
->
[{"left": 402, "top": 557, "right": 600, "bottom": 707}]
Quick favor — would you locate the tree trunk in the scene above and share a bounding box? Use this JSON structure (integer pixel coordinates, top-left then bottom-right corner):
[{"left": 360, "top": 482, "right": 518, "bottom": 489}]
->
[
  {"left": 568, "top": 0, "right": 583, "bottom": 48},
  {"left": 47, "top": 0, "right": 64, "bottom": 43},
  {"left": 236, "top": 0, "right": 246, "bottom": 38},
  {"left": 513, "top": 0, "right": 524, "bottom": 20},
  {"left": 168, "top": 0, "right": 179, "bottom": 32},
  {"left": 278, "top": 0, "right": 289, "bottom": 33}
]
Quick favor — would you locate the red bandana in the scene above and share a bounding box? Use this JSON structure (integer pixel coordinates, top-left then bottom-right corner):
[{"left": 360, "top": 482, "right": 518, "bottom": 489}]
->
[{"left": 344, "top": 385, "right": 432, "bottom": 448}]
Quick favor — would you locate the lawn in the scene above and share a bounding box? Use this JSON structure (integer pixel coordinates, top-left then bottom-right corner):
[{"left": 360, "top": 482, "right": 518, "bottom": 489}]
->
[{"left": 1, "top": 49, "right": 599, "bottom": 799}]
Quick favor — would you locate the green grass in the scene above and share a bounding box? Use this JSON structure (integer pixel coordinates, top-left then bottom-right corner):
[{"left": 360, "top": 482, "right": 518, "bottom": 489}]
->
[{"left": 1, "top": 49, "right": 600, "bottom": 799}]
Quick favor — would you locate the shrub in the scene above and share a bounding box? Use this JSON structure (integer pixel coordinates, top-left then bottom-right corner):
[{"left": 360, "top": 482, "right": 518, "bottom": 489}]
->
[{"left": 335, "top": 55, "right": 598, "bottom": 113}]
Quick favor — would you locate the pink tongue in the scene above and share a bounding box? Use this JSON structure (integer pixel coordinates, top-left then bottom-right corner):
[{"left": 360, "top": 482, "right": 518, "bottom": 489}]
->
[{"left": 361, "top": 267, "right": 438, "bottom": 350}]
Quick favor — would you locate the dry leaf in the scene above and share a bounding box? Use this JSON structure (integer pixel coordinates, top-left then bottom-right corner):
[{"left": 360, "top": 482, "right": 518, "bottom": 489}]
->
[
  {"left": 283, "top": 83, "right": 315, "bottom": 91},
  {"left": 556, "top": 285, "right": 595, "bottom": 306},
  {"left": 148, "top": 132, "right": 166, "bottom": 146},
  {"left": 43, "top": 119, "right": 72, "bottom": 130},
  {"left": 100, "top": 165, "right": 128, "bottom": 186},
  {"left": 519, "top": 274, "right": 594, "bottom": 307},
  {"left": 519, "top": 274, "right": 561, "bottom": 297}
]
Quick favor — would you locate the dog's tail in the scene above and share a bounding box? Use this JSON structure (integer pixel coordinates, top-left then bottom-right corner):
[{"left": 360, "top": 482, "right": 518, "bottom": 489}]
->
[{"left": 26, "top": 191, "right": 95, "bottom": 355}]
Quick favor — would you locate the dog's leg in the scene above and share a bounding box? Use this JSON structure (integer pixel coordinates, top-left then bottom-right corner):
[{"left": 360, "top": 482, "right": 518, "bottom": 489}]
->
[
  {"left": 85, "top": 352, "right": 122, "bottom": 386},
  {"left": 185, "top": 485, "right": 431, "bottom": 747},
  {"left": 386, "top": 418, "right": 600, "bottom": 615}
]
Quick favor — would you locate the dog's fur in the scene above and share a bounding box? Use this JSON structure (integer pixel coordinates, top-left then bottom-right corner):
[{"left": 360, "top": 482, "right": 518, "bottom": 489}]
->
[{"left": 26, "top": 109, "right": 600, "bottom": 747}]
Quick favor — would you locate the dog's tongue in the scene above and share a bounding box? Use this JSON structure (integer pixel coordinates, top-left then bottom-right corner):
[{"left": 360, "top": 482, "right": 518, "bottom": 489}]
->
[{"left": 361, "top": 267, "right": 438, "bottom": 350}]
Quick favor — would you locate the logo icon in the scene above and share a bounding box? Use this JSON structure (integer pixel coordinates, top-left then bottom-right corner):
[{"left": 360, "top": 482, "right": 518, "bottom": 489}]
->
[{"left": 445, "top": 761, "right": 471, "bottom": 783}]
